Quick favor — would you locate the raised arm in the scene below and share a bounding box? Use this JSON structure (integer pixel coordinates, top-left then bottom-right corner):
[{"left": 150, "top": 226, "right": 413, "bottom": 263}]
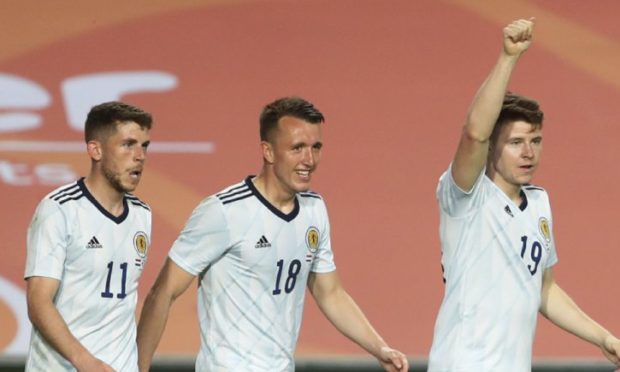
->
[
  {"left": 540, "top": 269, "right": 620, "bottom": 367},
  {"left": 307, "top": 271, "right": 409, "bottom": 372},
  {"left": 27, "top": 277, "right": 114, "bottom": 372},
  {"left": 452, "top": 18, "right": 534, "bottom": 191},
  {"left": 137, "top": 258, "right": 195, "bottom": 372}
]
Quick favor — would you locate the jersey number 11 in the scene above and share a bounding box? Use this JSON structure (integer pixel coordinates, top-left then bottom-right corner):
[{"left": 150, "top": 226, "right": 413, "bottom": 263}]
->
[{"left": 101, "top": 261, "right": 128, "bottom": 299}]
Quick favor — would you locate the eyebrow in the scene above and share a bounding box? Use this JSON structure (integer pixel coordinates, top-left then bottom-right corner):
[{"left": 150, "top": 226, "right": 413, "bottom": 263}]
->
[
  {"left": 291, "top": 140, "right": 322, "bottom": 147},
  {"left": 507, "top": 132, "right": 542, "bottom": 139},
  {"left": 122, "top": 137, "right": 150, "bottom": 147}
]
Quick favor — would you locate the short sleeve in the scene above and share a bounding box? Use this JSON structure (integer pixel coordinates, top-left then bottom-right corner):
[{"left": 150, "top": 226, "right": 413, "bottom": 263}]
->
[
  {"left": 25, "top": 198, "right": 67, "bottom": 280},
  {"left": 169, "top": 196, "right": 232, "bottom": 276},
  {"left": 544, "top": 201, "right": 559, "bottom": 269},
  {"left": 310, "top": 200, "right": 336, "bottom": 273},
  {"left": 437, "top": 164, "right": 488, "bottom": 218},
  {"left": 544, "top": 242, "right": 558, "bottom": 269}
]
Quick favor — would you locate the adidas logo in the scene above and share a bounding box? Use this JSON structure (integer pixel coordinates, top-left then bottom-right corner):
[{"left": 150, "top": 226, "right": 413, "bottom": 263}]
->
[
  {"left": 86, "top": 236, "right": 103, "bottom": 249},
  {"left": 504, "top": 205, "right": 514, "bottom": 217},
  {"left": 254, "top": 235, "right": 271, "bottom": 249}
]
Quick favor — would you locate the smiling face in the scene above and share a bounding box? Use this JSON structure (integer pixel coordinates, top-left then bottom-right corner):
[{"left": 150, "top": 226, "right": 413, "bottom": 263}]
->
[
  {"left": 95, "top": 121, "right": 151, "bottom": 194},
  {"left": 263, "top": 116, "right": 322, "bottom": 198},
  {"left": 488, "top": 120, "right": 542, "bottom": 194}
]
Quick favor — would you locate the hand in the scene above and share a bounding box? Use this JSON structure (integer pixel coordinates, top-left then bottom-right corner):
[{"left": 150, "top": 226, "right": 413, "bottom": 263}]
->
[
  {"left": 601, "top": 334, "right": 620, "bottom": 367},
  {"left": 74, "top": 354, "right": 116, "bottom": 372},
  {"left": 378, "top": 346, "right": 409, "bottom": 372},
  {"left": 503, "top": 18, "right": 534, "bottom": 57}
]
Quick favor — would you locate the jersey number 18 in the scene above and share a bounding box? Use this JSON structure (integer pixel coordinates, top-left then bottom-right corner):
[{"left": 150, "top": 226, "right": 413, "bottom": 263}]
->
[{"left": 272, "top": 259, "right": 301, "bottom": 295}]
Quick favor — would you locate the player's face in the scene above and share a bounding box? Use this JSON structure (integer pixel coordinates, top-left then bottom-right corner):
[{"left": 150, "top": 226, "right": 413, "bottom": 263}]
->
[
  {"left": 100, "top": 121, "right": 150, "bottom": 193},
  {"left": 489, "top": 120, "right": 542, "bottom": 191},
  {"left": 268, "top": 116, "right": 322, "bottom": 196}
]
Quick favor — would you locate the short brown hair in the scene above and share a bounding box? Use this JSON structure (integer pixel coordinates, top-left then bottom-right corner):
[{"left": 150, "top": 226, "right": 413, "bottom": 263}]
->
[
  {"left": 84, "top": 101, "right": 152, "bottom": 142},
  {"left": 491, "top": 92, "right": 544, "bottom": 144},
  {"left": 259, "top": 96, "right": 324, "bottom": 142}
]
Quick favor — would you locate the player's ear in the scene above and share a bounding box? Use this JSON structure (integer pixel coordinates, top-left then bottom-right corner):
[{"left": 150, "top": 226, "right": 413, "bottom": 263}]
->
[
  {"left": 261, "top": 140, "right": 274, "bottom": 164},
  {"left": 87, "top": 140, "right": 103, "bottom": 161}
]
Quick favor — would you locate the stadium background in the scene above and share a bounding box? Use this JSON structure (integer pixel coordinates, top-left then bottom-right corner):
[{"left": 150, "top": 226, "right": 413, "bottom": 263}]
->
[{"left": 1, "top": 0, "right": 620, "bottom": 370}]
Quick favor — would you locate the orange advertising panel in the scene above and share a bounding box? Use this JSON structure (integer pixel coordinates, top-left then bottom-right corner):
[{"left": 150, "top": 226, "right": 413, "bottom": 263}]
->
[{"left": 2, "top": 0, "right": 620, "bottom": 361}]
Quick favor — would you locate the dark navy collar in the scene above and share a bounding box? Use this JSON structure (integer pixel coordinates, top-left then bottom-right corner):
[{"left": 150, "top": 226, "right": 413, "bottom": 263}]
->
[
  {"left": 78, "top": 177, "right": 129, "bottom": 224},
  {"left": 244, "top": 176, "right": 299, "bottom": 222},
  {"left": 518, "top": 189, "right": 528, "bottom": 211}
]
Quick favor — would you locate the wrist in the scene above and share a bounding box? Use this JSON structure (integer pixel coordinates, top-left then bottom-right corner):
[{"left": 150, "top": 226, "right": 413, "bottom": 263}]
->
[
  {"left": 376, "top": 344, "right": 392, "bottom": 358},
  {"left": 602, "top": 333, "right": 618, "bottom": 348},
  {"left": 68, "top": 347, "right": 93, "bottom": 369},
  {"left": 497, "top": 52, "right": 521, "bottom": 66}
]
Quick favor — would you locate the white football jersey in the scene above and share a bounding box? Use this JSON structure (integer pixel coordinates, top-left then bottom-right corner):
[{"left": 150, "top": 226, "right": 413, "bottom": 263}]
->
[
  {"left": 169, "top": 176, "right": 336, "bottom": 372},
  {"left": 428, "top": 167, "right": 558, "bottom": 372},
  {"left": 25, "top": 178, "right": 151, "bottom": 372}
]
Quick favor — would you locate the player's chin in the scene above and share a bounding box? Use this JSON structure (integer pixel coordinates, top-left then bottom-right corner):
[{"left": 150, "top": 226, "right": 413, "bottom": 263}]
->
[
  {"left": 294, "top": 184, "right": 311, "bottom": 193},
  {"left": 289, "top": 181, "right": 310, "bottom": 194},
  {"left": 122, "top": 179, "right": 140, "bottom": 193},
  {"left": 518, "top": 176, "right": 534, "bottom": 185},
  {"left": 292, "top": 176, "right": 313, "bottom": 192}
]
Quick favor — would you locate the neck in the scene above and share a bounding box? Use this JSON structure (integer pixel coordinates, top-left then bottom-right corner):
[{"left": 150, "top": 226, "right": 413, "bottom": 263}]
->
[
  {"left": 253, "top": 169, "right": 296, "bottom": 214},
  {"left": 486, "top": 168, "right": 522, "bottom": 205},
  {"left": 84, "top": 170, "right": 125, "bottom": 217}
]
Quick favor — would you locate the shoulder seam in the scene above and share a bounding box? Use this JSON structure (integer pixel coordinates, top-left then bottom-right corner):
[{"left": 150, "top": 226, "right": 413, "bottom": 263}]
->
[
  {"left": 216, "top": 183, "right": 248, "bottom": 198},
  {"left": 524, "top": 185, "right": 545, "bottom": 192},
  {"left": 56, "top": 193, "right": 85, "bottom": 205},
  {"left": 49, "top": 183, "right": 79, "bottom": 199},
  {"left": 221, "top": 192, "right": 253, "bottom": 205},
  {"left": 218, "top": 186, "right": 252, "bottom": 203},
  {"left": 50, "top": 185, "right": 84, "bottom": 204},
  {"left": 299, "top": 192, "right": 322, "bottom": 199},
  {"left": 126, "top": 194, "right": 151, "bottom": 211}
]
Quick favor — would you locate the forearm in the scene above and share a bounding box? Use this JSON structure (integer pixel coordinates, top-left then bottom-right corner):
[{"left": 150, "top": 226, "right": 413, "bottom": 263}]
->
[
  {"left": 28, "top": 300, "right": 93, "bottom": 368},
  {"left": 317, "top": 288, "right": 387, "bottom": 357},
  {"left": 466, "top": 19, "right": 534, "bottom": 139},
  {"left": 541, "top": 282, "right": 611, "bottom": 347},
  {"left": 465, "top": 53, "right": 520, "bottom": 139},
  {"left": 137, "top": 258, "right": 195, "bottom": 371},
  {"left": 137, "top": 289, "right": 174, "bottom": 371}
]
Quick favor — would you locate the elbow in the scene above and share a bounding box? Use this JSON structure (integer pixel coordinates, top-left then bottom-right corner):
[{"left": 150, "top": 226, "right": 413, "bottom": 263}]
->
[
  {"left": 314, "top": 286, "right": 347, "bottom": 308},
  {"left": 144, "top": 282, "right": 177, "bottom": 310},
  {"left": 26, "top": 303, "right": 37, "bottom": 327},
  {"left": 538, "top": 302, "right": 550, "bottom": 320},
  {"left": 538, "top": 285, "right": 553, "bottom": 320},
  {"left": 462, "top": 125, "right": 491, "bottom": 144},
  {"left": 143, "top": 286, "right": 166, "bottom": 309},
  {"left": 26, "top": 295, "right": 47, "bottom": 329}
]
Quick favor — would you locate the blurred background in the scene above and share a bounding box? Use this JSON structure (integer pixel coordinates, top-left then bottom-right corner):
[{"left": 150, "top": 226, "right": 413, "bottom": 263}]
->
[{"left": 2, "top": 0, "right": 620, "bottom": 370}]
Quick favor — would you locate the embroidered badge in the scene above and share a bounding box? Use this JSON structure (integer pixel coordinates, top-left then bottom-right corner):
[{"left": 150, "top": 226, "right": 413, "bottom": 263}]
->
[
  {"left": 538, "top": 217, "right": 551, "bottom": 243},
  {"left": 134, "top": 231, "right": 149, "bottom": 258},
  {"left": 305, "top": 226, "right": 319, "bottom": 253}
]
